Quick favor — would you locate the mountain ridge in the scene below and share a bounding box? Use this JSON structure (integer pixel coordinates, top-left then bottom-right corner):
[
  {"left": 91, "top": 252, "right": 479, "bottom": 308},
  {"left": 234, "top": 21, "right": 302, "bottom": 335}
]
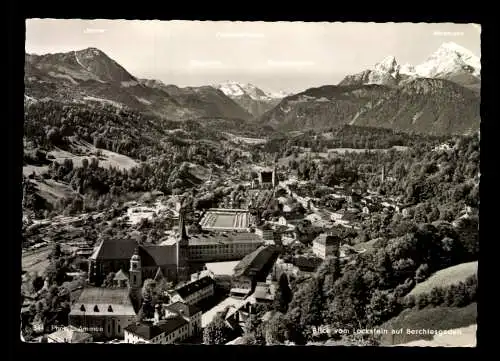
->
[
  {"left": 339, "top": 42, "right": 481, "bottom": 90},
  {"left": 25, "top": 48, "right": 253, "bottom": 122},
  {"left": 25, "top": 43, "right": 480, "bottom": 136},
  {"left": 257, "top": 77, "right": 480, "bottom": 135},
  {"left": 212, "top": 81, "right": 291, "bottom": 117}
]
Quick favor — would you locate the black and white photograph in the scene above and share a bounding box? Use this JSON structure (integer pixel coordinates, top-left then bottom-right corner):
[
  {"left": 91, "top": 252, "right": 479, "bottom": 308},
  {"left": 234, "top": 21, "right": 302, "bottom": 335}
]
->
[{"left": 21, "top": 20, "right": 480, "bottom": 346}]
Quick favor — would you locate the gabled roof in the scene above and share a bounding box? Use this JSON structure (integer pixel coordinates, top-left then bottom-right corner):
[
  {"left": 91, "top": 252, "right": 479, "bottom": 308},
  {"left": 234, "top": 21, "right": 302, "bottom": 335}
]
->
[
  {"left": 174, "top": 276, "right": 215, "bottom": 299},
  {"left": 70, "top": 287, "right": 136, "bottom": 316},
  {"left": 114, "top": 269, "right": 129, "bottom": 281},
  {"left": 124, "top": 317, "right": 188, "bottom": 340},
  {"left": 138, "top": 245, "right": 177, "bottom": 268},
  {"left": 89, "top": 238, "right": 138, "bottom": 261},
  {"left": 233, "top": 245, "right": 280, "bottom": 278},
  {"left": 166, "top": 301, "right": 201, "bottom": 317}
]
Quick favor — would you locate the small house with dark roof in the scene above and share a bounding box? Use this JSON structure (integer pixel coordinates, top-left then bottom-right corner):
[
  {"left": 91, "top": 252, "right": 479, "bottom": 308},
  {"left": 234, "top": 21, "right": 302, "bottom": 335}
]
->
[
  {"left": 348, "top": 191, "right": 362, "bottom": 206},
  {"left": 312, "top": 232, "right": 341, "bottom": 259},
  {"left": 68, "top": 287, "right": 136, "bottom": 340},
  {"left": 169, "top": 275, "right": 215, "bottom": 306},
  {"left": 292, "top": 255, "right": 323, "bottom": 272}
]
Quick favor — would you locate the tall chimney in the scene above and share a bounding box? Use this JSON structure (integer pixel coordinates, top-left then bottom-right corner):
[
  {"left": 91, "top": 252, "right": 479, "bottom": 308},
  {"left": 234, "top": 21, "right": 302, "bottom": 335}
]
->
[
  {"left": 179, "top": 210, "right": 187, "bottom": 240},
  {"left": 153, "top": 304, "right": 161, "bottom": 325}
]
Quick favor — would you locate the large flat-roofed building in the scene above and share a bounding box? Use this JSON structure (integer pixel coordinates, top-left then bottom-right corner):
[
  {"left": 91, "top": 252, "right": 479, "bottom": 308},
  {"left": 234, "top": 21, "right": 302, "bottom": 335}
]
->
[
  {"left": 188, "top": 231, "right": 264, "bottom": 263},
  {"left": 199, "top": 208, "right": 253, "bottom": 232}
]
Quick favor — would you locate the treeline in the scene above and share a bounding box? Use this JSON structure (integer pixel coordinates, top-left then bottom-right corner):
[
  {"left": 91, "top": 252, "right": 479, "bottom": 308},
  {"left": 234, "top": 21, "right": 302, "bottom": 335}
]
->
[
  {"left": 257, "top": 125, "right": 446, "bottom": 154},
  {"left": 24, "top": 101, "right": 265, "bottom": 162},
  {"left": 406, "top": 274, "right": 477, "bottom": 310}
]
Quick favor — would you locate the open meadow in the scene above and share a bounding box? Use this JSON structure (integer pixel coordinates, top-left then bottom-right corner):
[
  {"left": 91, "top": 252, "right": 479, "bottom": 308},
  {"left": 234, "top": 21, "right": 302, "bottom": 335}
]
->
[{"left": 408, "top": 261, "right": 478, "bottom": 297}]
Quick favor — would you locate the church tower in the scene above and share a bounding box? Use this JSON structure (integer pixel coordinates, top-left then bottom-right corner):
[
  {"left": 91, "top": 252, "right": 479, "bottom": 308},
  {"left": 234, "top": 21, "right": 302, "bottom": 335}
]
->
[
  {"left": 129, "top": 248, "right": 142, "bottom": 290},
  {"left": 176, "top": 210, "right": 190, "bottom": 282}
]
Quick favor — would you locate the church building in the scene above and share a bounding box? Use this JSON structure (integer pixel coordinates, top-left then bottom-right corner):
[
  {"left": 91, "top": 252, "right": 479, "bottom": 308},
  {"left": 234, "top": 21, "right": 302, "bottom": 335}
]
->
[
  {"left": 87, "top": 209, "right": 264, "bottom": 290},
  {"left": 88, "top": 212, "right": 191, "bottom": 286}
]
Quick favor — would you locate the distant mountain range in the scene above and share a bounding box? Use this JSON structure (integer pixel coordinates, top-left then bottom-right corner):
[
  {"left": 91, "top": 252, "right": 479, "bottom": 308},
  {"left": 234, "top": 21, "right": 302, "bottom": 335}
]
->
[
  {"left": 25, "top": 42, "right": 480, "bottom": 135},
  {"left": 259, "top": 42, "right": 480, "bottom": 135},
  {"left": 212, "top": 81, "right": 291, "bottom": 117},
  {"left": 24, "top": 48, "right": 254, "bottom": 121}
]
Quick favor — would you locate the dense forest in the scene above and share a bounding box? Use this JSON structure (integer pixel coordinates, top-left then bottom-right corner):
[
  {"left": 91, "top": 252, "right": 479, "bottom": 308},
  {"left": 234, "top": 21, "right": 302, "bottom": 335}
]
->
[{"left": 257, "top": 125, "right": 448, "bottom": 155}]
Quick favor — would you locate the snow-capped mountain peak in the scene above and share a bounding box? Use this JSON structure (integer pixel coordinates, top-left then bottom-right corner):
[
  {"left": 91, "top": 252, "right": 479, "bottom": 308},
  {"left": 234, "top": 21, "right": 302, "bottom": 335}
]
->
[
  {"left": 339, "top": 42, "right": 480, "bottom": 89},
  {"left": 212, "top": 81, "right": 291, "bottom": 117},
  {"left": 415, "top": 42, "right": 481, "bottom": 78},
  {"left": 214, "top": 81, "right": 289, "bottom": 101},
  {"left": 269, "top": 90, "right": 293, "bottom": 99},
  {"left": 374, "top": 55, "right": 399, "bottom": 74}
]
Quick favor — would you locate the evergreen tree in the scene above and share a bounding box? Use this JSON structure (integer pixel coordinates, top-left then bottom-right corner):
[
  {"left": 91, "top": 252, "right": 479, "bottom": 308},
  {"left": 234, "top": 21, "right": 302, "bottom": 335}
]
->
[
  {"left": 273, "top": 274, "right": 292, "bottom": 313},
  {"left": 203, "top": 314, "right": 234, "bottom": 345}
]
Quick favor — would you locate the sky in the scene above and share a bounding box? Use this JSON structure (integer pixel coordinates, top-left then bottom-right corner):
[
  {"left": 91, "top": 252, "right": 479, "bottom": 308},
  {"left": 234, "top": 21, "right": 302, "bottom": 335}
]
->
[{"left": 25, "top": 20, "right": 481, "bottom": 94}]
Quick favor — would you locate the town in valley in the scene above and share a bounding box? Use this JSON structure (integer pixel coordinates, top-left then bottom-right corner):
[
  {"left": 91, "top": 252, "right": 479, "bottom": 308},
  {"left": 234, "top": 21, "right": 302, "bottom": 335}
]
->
[{"left": 20, "top": 20, "right": 479, "bottom": 346}]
